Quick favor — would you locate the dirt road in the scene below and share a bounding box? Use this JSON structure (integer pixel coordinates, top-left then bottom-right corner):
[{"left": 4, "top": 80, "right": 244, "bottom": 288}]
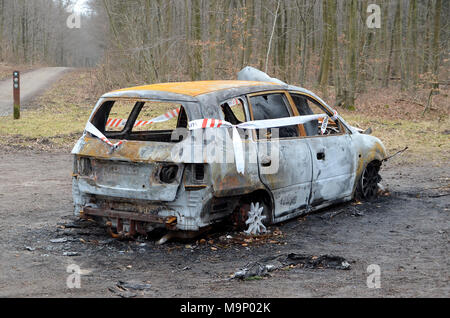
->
[
  {"left": 0, "top": 151, "right": 448, "bottom": 298},
  {"left": 0, "top": 67, "right": 70, "bottom": 116}
]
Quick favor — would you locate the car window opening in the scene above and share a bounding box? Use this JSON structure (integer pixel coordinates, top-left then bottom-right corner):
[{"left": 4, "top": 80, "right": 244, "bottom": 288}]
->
[
  {"left": 290, "top": 94, "right": 342, "bottom": 136},
  {"left": 92, "top": 100, "right": 188, "bottom": 143},
  {"left": 220, "top": 98, "right": 246, "bottom": 125},
  {"left": 249, "top": 93, "right": 299, "bottom": 139}
]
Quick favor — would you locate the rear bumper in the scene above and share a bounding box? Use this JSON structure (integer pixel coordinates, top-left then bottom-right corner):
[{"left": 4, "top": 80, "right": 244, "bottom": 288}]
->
[
  {"left": 82, "top": 207, "right": 177, "bottom": 228},
  {"left": 73, "top": 176, "right": 211, "bottom": 231},
  {"left": 81, "top": 207, "right": 177, "bottom": 239}
]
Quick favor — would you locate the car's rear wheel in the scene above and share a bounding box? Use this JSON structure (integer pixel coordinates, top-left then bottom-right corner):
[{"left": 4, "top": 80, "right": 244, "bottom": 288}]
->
[
  {"left": 357, "top": 162, "right": 382, "bottom": 200},
  {"left": 232, "top": 201, "right": 270, "bottom": 234}
]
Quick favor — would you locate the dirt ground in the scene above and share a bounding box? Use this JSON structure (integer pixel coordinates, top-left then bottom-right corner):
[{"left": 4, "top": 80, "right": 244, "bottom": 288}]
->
[{"left": 0, "top": 150, "right": 448, "bottom": 298}]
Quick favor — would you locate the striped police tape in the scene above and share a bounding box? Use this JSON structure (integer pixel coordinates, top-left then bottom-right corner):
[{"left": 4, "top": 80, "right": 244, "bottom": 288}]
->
[
  {"left": 106, "top": 108, "right": 180, "bottom": 129},
  {"left": 188, "top": 113, "right": 337, "bottom": 174},
  {"left": 86, "top": 105, "right": 339, "bottom": 174}
]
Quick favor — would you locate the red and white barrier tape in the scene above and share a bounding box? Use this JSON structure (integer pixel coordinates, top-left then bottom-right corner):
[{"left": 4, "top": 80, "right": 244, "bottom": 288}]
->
[
  {"left": 87, "top": 103, "right": 339, "bottom": 170},
  {"left": 188, "top": 113, "right": 332, "bottom": 131},
  {"left": 105, "top": 118, "right": 126, "bottom": 129},
  {"left": 86, "top": 108, "right": 181, "bottom": 151},
  {"left": 188, "top": 113, "right": 339, "bottom": 174},
  {"left": 105, "top": 100, "right": 241, "bottom": 129},
  {"left": 106, "top": 108, "right": 181, "bottom": 129}
]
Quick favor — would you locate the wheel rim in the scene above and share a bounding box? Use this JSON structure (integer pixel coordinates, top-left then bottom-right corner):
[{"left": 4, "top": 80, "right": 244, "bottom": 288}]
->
[
  {"left": 244, "top": 202, "right": 267, "bottom": 235},
  {"left": 360, "top": 164, "right": 380, "bottom": 199}
]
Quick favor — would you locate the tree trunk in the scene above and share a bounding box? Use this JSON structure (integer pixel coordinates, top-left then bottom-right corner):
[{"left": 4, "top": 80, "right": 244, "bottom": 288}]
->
[
  {"left": 192, "top": 0, "right": 202, "bottom": 80},
  {"left": 432, "top": 0, "right": 442, "bottom": 91},
  {"left": 318, "top": 0, "right": 331, "bottom": 95},
  {"left": 343, "top": 0, "right": 358, "bottom": 110}
]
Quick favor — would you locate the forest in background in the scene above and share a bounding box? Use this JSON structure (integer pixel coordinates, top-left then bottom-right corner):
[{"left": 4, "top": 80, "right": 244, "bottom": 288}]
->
[
  {"left": 0, "top": 0, "right": 102, "bottom": 67},
  {"left": 0, "top": 0, "right": 448, "bottom": 109}
]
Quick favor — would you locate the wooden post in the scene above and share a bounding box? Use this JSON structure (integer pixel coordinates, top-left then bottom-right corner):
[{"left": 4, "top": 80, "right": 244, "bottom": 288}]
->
[{"left": 13, "top": 71, "right": 20, "bottom": 120}]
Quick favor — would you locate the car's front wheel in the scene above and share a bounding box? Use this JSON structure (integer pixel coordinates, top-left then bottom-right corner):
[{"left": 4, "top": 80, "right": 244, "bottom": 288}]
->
[{"left": 356, "top": 161, "right": 382, "bottom": 200}]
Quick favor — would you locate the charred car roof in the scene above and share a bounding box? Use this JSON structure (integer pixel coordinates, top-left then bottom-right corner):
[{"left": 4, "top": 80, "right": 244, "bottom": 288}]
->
[{"left": 101, "top": 80, "right": 285, "bottom": 102}]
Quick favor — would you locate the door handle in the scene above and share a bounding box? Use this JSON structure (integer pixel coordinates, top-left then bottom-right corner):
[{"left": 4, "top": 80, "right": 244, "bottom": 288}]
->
[{"left": 317, "top": 152, "right": 326, "bottom": 161}]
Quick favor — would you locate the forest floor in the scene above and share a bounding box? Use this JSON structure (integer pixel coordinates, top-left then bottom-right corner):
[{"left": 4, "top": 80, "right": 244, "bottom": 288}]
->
[
  {"left": 0, "top": 69, "right": 448, "bottom": 298},
  {"left": 0, "top": 152, "right": 448, "bottom": 298}
]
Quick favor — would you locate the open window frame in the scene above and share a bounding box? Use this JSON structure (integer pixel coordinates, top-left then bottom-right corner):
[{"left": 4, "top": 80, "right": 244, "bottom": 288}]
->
[
  {"left": 246, "top": 90, "right": 302, "bottom": 141},
  {"left": 90, "top": 98, "right": 190, "bottom": 143},
  {"left": 286, "top": 91, "right": 349, "bottom": 138}
]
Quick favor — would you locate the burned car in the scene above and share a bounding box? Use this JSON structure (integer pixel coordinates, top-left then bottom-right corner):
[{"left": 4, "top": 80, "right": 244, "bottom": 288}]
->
[{"left": 72, "top": 67, "right": 386, "bottom": 243}]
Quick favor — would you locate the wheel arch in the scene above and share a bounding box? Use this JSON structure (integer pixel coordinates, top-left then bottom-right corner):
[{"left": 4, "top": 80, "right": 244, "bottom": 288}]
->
[
  {"left": 353, "top": 138, "right": 386, "bottom": 198},
  {"left": 233, "top": 188, "right": 275, "bottom": 224}
]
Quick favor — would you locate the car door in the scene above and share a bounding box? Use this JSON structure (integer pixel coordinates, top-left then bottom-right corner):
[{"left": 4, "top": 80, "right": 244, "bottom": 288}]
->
[
  {"left": 289, "top": 92, "right": 357, "bottom": 206},
  {"left": 247, "top": 91, "right": 313, "bottom": 221}
]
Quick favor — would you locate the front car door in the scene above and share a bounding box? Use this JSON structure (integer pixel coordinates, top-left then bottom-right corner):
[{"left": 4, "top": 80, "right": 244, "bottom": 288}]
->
[
  {"left": 247, "top": 91, "right": 313, "bottom": 221},
  {"left": 289, "top": 92, "right": 358, "bottom": 208}
]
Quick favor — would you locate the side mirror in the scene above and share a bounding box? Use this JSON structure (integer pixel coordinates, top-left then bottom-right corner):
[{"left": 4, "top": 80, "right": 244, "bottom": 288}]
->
[{"left": 363, "top": 127, "right": 373, "bottom": 135}]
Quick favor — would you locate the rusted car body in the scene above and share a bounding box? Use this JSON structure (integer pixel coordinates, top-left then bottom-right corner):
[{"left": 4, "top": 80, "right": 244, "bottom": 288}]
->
[{"left": 72, "top": 68, "right": 386, "bottom": 241}]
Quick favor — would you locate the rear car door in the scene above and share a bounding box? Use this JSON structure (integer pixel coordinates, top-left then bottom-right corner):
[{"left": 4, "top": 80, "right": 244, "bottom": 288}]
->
[
  {"left": 247, "top": 91, "right": 313, "bottom": 220},
  {"left": 289, "top": 93, "right": 357, "bottom": 206}
]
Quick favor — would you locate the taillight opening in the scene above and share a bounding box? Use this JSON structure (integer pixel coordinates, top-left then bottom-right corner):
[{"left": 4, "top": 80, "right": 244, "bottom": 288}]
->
[
  {"left": 159, "top": 165, "right": 179, "bottom": 184},
  {"left": 77, "top": 157, "right": 92, "bottom": 176},
  {"left": 194, "top": 164, "right": 205, "bottom": 181}
]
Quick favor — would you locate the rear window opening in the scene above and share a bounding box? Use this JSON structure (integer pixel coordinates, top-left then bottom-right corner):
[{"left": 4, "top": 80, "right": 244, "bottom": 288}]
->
[{"left": 92, "top": 99, "right": 189, "bottom": 143}]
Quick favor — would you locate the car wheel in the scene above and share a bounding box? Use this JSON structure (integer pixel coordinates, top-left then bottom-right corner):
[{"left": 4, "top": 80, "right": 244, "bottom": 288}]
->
[
  {"left": 232, "top": 201, "right": 270, "bottom": 234},
  {"left": 357, "top": 162, "right": 382, "bottom": 200},
  {"left": 244, "top": 202, "right": 268, "bottom": 235}
]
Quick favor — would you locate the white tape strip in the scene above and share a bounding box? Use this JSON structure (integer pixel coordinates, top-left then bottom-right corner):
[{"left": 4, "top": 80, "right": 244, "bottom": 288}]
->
[
  {"left": 232, "top": 126, "right": 245, "bottom": 174},
  {"left": 85, "top": 122, "right": 123, "bottom": 150},
  {"left": 189, "top": 114, "right": 328, "bottom": 132},
  {"left": 320, "top": 111, "right": 339, "bottom": 135},
  {"left": 321, "top": 116, "right": 329, "bottom": 135}
]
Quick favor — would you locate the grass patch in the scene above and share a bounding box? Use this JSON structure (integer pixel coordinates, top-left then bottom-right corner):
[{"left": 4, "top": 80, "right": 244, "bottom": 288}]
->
[
  {"left": 342, "top": 112, "right": 449, "bottom": 165},
  {"left": 0, "top": 63, "right": 39, "bottom": 81}
]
